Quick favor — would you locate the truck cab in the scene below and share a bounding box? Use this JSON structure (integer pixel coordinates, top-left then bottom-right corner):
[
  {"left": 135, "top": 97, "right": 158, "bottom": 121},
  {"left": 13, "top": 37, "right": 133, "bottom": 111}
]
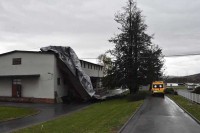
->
[{"left": 152, "top": 81, "right": 165, "bottom": 97}]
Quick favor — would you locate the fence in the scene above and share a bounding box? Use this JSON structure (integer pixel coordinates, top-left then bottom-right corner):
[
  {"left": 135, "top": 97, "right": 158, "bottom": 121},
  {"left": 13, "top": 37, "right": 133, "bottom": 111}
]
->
[{"left": 177, "top": 90, "right": 200, "bottom": 104}]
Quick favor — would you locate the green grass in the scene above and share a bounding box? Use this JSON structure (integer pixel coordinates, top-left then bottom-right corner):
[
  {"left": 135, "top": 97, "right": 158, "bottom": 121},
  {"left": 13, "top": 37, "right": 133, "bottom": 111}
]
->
[
  {"left": 0, "top": 106, "right": 38, "bottom": 122},
  {"left": 14, "top": 98, "right": 143, "bottom": 133},
  {"left": 168, "top": 95, "right": 200, "bottom": 121},
  {"left": 171, "top": 86, "right": 187, "bottom": 90}
]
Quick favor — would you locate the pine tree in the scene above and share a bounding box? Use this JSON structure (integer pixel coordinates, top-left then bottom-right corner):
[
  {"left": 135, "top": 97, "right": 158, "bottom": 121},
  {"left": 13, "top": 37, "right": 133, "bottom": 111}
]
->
[
  {"left": 108, "top": 0, "right": 152, "bottom": 93},
  {"left": 105, "top": 0, "right": 165, "bottom": 93},
  {"left": 139, "top": 45, "right": 164, "bottom": 86}
]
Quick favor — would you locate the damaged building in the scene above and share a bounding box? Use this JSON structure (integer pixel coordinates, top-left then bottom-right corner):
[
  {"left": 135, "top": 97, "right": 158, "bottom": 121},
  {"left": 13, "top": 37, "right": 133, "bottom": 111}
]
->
[{"left": 0, "top": 46, "right": 103, "bottom": 103}]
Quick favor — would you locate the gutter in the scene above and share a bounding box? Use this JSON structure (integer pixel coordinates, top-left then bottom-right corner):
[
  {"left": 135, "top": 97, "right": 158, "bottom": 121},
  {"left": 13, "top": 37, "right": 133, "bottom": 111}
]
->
[
  {"left": 167, "top": 96, "right": 200, "bottom": 125},
  {"left": 118, "top": 99, "right": 147, "bottom": 133}
]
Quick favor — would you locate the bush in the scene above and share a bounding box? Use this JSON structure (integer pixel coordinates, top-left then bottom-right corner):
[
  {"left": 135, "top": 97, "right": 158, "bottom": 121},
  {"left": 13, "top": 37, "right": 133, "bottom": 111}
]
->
[
  {"left": 164, "top": 88, "right": 175, "bottom": 94},
  {"left": 127, "top": 91, "right": 150, "bottom": 101},
  {"left": 174, "top": 91, "right": 178, "bottom": 95},
  {"left": 193, "top": 86, "right": 200, "bottom": 94}
]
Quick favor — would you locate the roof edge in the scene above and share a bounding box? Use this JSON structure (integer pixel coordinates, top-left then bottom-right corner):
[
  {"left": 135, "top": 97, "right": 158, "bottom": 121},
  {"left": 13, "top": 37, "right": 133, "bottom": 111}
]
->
[{"left": 0, "top": 50, "right": 54, "bottom": 57}]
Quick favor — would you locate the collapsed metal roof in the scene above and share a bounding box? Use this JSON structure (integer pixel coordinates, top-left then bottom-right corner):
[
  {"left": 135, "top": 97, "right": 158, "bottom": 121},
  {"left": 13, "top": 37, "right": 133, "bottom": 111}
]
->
[{"left": 40, "top": 46, "right": 95, "bottom": 100}]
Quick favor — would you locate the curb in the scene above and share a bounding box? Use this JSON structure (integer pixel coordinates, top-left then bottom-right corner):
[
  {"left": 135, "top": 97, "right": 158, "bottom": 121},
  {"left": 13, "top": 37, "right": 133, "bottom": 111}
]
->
[
  {"left": 118, "top": 100, "right": 146, "bottom": 133},
  {"left": 167, "top": 96, "right": 200, "bottom": 125}
]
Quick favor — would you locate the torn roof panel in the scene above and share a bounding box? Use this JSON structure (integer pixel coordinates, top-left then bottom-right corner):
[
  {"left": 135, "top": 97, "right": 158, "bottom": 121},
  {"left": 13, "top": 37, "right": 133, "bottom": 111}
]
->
[{"left": 40, "top": 46, "right": 95, "bottom": 99}]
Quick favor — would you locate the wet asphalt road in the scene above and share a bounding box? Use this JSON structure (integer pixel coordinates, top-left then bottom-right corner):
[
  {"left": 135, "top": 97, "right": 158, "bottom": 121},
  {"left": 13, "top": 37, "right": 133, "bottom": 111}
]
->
[
  {"left": 121, "top": 96, "right": 200, "bottom": 133},
  {"left": 0, "top": 102, "right": 90, "bottom": 133}
]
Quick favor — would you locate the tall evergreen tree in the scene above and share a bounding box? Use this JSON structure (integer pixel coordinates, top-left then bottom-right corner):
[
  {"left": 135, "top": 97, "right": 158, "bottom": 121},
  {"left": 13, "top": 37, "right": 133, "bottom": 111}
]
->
[
  {"left": 105, "top": 0, "right": 164, "bottom": 93},
  {"left": 108, "top": 0, "right": 152, "bottom": 93},
  {"left": 138, "top": 45, "right": 164, "bottom": 86}
]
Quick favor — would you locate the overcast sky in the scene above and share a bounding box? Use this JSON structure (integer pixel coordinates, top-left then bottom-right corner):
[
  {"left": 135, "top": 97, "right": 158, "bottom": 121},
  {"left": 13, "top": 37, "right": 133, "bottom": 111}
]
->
[{"left": 0, "top": 0, "right": 200, "bottom": 76}]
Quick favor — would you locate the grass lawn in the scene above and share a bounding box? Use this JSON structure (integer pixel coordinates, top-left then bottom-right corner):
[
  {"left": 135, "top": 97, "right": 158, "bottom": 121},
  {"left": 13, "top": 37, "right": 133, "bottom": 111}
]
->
[
  {"left": 14, "top": 98, "right": 143, "bottom": 133},
  {"left": 168, "top": 95, "right": 200, "bottom": 121},
  {"left": 0, "top": 106, "right": 38, "bottom": 122},
  {"left": 169, "top": 86, "right": 187, "bottom": 90}
]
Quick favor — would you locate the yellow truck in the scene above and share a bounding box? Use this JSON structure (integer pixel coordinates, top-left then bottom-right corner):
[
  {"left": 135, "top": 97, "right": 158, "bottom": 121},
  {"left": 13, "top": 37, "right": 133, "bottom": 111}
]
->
[{"left": 151, "top": 81, "right": 165, "bottom": 97}]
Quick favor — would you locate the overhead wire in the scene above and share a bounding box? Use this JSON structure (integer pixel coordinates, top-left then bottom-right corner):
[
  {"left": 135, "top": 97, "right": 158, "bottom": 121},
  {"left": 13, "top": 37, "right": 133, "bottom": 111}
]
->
[
  {"left": 164, "top": 53, "right": 200, "bottom": 57},
  {"left": 81, "top": 53, "right": 200, "bottom": 59}
]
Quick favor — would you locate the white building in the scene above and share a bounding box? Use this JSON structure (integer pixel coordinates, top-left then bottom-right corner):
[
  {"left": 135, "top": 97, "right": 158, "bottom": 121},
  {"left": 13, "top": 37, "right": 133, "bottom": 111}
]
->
[
  {"left": 166, "top": 83, "right": 179, "bottom": 87},
  {"left": 80, "top": 60, "right": 103, "bottom": 89},
  {"left": 0, "top": 50, "right": 103, "bottom": 103}
]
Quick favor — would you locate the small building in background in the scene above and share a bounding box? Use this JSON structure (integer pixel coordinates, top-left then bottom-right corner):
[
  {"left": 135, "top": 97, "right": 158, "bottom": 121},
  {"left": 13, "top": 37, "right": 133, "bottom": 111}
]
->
[
  {"left": 80, "top": 60, "right": 103, "bottom": 90},
  {"left": 166, "top": 83, "right": 179, "bottom": 87}
]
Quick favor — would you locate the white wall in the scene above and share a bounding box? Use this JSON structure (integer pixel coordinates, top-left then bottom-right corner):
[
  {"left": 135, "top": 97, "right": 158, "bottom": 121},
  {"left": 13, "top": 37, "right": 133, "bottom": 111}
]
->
[
  {"left": 81, "top": 61, "right": 103, "bottom": 77},
  {"left": 54, "top": 60, "right": 69, "bottom": 100},
  {"left": 0, "top": 52, "right": 55, "bottom": 99},
  {"left": 0, "top": 78, "right": 12, "bottom": 97},
  {"left": 167, "top": 83, "right": 179, "bottom": 87}
]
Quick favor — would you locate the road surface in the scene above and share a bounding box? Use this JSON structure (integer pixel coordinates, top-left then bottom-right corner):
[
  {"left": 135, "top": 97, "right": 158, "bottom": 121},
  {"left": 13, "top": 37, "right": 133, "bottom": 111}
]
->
[{"left": 120, "top": 96, "right": 200, "bottom": 133}]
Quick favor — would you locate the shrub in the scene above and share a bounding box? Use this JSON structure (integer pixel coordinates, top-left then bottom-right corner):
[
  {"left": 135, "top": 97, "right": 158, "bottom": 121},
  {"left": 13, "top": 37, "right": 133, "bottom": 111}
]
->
[
  {"left": 174, "top": 91, "right": 178, "bottom": 95},
  {"left": 127, "top": 91, "right": 150, "bottom": 101},
  {"left": 193, "top": 86, "right": 200, "bottom": 94},
  {"left": 164, "top": 88, "right": 175, "bottom": 94}
]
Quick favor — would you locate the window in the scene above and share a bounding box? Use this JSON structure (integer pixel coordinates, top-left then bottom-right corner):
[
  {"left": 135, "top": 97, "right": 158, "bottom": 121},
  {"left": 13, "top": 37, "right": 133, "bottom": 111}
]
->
[
  {"left": 63, "top": 78, "right": 66, "bottom": 85},
  {"left": 80, "top": 61, "right": 82, "bottom": 67},
  {"left": 91, "top": 64, "right": 92, "bottom": 69},
  {"left": 12, "top": 58, "right": 21, "bottom": 65},
  {"left": 57, "top": 78, "right": 61, "bottom": 85},
  {"left": 88, "top": 64, "right": 90, "bottom": 69},
  {"left": 13, "top": 79, "right": 22, "bottom": 85},
  {"left": 84, "top": 62, "right": 86, "bottom": 68}
]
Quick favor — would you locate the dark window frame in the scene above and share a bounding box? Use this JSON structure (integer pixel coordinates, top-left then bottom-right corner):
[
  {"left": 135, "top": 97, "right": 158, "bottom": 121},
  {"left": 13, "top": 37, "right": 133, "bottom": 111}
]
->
[
  {"left": 12, "top": 58, "right": 21, "bottom": 65},
  {"left": 80, "top": 61, "right": 82, "bottom": 67},
  {"left": 63, "top": 78, "right": 66, "bottom": 85},
  {"left": 13, "top": 79, "right": 22, "bottom": 85},
  {"left": 57, "top": 78, "right": 61, "bottom": 85}
]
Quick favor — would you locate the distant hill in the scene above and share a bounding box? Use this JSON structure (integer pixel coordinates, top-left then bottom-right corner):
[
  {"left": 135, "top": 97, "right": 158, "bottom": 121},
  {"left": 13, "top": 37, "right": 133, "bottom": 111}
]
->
[{"left": 165, "top": 73, "right": 200, "bottom": 83}]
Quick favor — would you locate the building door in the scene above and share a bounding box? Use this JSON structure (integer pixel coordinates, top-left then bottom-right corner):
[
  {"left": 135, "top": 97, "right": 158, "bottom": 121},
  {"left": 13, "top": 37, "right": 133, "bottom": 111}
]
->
[{"left": 12, "top": 79, "right": 22, "bottom": 98}]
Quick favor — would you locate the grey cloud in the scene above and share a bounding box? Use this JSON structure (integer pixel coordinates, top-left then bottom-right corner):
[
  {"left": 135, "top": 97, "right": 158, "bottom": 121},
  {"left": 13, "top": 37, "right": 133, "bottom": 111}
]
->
[
  {"left": 0, "top": 0, "right": 123, "bottom": 35},
  {"left": 138, "top": 0, "right": 200, "bottom": 56},
  {"left": 0, "top": 0, "right": 200, "bottom": 75},
  {"left": 0, "top": 0, "right": 126, "bottom": 58}
]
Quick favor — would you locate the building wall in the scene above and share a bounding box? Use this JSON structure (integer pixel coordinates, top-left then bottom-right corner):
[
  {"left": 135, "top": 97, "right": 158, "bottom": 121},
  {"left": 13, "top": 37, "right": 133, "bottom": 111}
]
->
[
  {"left": 0, "top": 78, "right": 12, "bottom": 96},
  {"left": 0, "top": 52, "right": 55, "bottom": 99},
  {"left": 80, "top": 60, "right": 103, "bottom": 77},
  {"left": 54, "top": 60, "right": 69, "bottom": 102},
  {"left": 166, "top": 83, "right": 179, "bottom": 87}
]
